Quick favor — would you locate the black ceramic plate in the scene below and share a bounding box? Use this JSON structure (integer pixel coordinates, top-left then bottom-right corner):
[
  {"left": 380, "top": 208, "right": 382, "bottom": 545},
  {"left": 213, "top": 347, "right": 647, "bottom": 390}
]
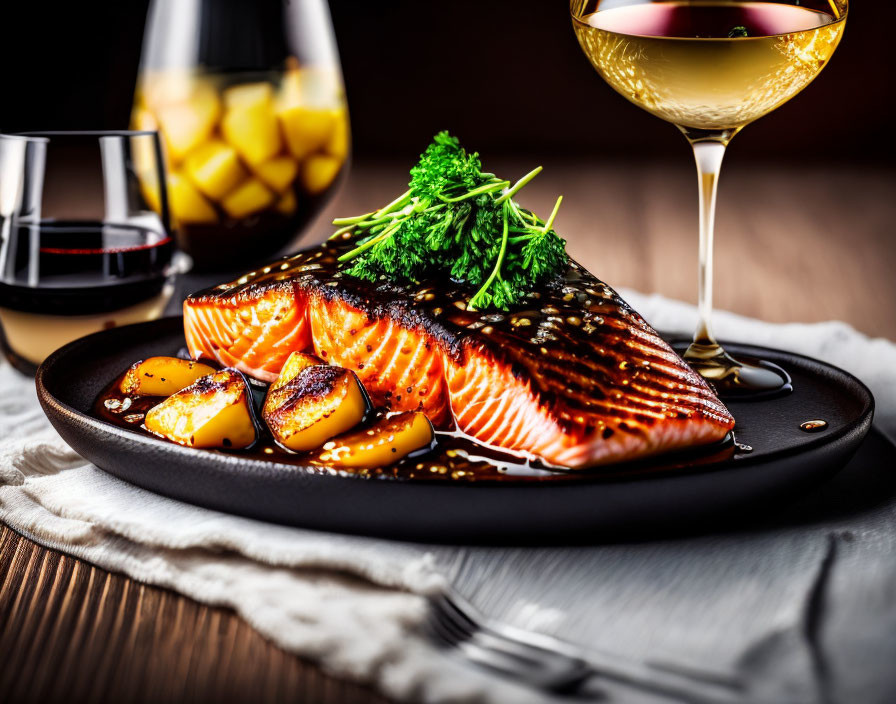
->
[{"left": 36, "top": 317, "right": 874, "bottom": 542}]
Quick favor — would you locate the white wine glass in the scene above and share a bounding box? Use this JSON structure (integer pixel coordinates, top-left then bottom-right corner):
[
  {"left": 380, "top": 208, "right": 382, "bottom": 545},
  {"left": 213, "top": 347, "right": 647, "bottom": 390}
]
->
[{"left": 570, "top": 0, "right": 847, "bottom": 396}]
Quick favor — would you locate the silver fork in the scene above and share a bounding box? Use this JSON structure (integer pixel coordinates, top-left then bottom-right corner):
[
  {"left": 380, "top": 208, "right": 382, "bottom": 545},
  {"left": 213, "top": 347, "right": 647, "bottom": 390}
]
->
[{"left": 425, "top": 587, "right": 749, "bottom": 703}]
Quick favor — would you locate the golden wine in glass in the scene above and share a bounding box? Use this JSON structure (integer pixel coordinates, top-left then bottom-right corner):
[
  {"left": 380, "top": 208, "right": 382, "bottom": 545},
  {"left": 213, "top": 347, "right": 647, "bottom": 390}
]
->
[{"left": 570, "top": 0, "right": 847, "bottom": 395}]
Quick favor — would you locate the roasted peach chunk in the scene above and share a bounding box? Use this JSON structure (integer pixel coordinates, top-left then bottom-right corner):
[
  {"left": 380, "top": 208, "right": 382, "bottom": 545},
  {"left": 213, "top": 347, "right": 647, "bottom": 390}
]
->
[
  {"left": 263, "top": 351, "right": 324, "bottom": 416},
  {"left": 120, "top": 357, "right": 216, "bottom": 397},
  {"left": 319, "top": 412, "right": 435, "bottom": 468},
  {"left": 145, "top": 369, "right": 257, "bottom": 449},
  {"left": 263, "top": 365, "right": 368, "bottom": 452},
  {"left": 273, "top": 351, "right": 323, "bottom": 389}
]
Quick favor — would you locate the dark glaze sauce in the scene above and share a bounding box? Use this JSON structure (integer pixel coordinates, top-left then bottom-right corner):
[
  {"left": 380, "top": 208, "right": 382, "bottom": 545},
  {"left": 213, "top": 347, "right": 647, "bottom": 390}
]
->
[{"left": 93, "top": 371, "right": 735, "bottom": 483}]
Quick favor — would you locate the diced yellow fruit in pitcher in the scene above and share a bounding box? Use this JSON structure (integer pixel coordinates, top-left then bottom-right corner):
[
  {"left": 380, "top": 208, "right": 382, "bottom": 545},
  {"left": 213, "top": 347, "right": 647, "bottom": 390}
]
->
[
  {"left": 277, "top": 66, "right": 343, "bottom": 110},
  {"left": 132, "top": 106, "right": 158, "bottom": 133},
  {"left": 131, "top": 109, "right": 162, "bottom": 178},
  {"left": 278, "top": 106, "right": 336, "bottom": 159},
  {"left": 223, "top": 82, "right": 274, "bottom": 110},
  {"left": 155, "top": 86, "right": 221, "bottom": 163},
  {"left": 120, "top": 357, "right": 217, "bottom": 397},
  {"left": 319, "top": 412, "right": 435, "bottom": 468},
  {"left": 139, "top": 177, "right": 163, "bottom": 214},
  {"left": 277, "top": 68, "right": 304, "bottom": 109},
  {"left": 253, "top": 156, "right": 298, "bottom": 192},
  {"left": 145, "top": 369, "right": 257, "bottom": 449},
  {"left": 168, "top": 171, "right": 218, "bottom": 224},
  {"left": 221, "top": 178, "right": 274, "bottom": 219},
  {"left": 141, "top": 72, "right": 201, "bottom": 111},
  {"left": 222, "top": 101, "right": 282, "bottom": 166},
  {"left": 184, "top": 140, "right": 247, "bottom": 200},
  {"left": 325, "top": 109, "right": 350, "bottom": 161},
  {"left": 301, "top": 155, "right": 342, "bottom": 195},
  {"left": 275, "top": 190, "right": 297, "bottom": 215},
  {"left": 263, "top": 366, "right": 369, "bottom": 452}
]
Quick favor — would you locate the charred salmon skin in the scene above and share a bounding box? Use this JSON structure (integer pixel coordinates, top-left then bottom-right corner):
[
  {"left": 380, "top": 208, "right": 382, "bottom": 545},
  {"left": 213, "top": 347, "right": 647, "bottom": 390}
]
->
[{"left": 184, "top": 235, "right": 734, "bottom": 468}]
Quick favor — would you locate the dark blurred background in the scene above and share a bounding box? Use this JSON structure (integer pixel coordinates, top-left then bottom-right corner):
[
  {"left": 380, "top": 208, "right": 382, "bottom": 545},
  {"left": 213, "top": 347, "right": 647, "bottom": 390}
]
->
[
  {"left": 1, "top": 0, "right": 892, "bottom": 337},
  {"left": 0, "top": 0, "right": 889, "bottom": 164}
]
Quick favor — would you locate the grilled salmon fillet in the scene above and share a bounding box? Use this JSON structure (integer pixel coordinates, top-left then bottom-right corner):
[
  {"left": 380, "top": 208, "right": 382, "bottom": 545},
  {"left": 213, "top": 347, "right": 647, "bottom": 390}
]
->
[{"left": 184, "top": 236, "right": 734, "bottom": 468}]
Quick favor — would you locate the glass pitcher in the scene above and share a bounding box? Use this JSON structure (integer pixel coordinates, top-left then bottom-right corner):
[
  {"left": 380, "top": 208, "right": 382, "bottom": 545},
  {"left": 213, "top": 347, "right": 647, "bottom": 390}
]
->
[{"left": 132, "top": 0, "right": 349, "bottom": 270}]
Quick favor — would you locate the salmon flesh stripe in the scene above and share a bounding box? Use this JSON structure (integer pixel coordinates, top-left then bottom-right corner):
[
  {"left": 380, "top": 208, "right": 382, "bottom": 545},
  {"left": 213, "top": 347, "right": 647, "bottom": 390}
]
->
[{"left": 184, "top": 238, "right": 734, "bottom": 468}]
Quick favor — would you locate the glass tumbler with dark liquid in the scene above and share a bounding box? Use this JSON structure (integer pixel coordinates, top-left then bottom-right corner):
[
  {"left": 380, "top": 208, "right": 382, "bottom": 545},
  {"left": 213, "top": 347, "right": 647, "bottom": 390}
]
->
[{"left": 0, "top": 131, "right": 177, "bottom": 374}]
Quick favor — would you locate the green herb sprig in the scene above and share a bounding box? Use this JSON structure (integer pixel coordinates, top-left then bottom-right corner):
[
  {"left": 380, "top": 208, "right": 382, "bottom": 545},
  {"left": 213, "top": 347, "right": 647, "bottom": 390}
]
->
[{"left": 331, "top": 132, "right": 568, "bottom": 311}]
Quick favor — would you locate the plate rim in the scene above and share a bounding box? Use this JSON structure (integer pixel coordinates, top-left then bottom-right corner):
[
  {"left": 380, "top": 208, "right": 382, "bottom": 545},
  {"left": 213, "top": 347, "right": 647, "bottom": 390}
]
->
[{"left": 35, "top": 316, "right": 876, "bottom": 490}]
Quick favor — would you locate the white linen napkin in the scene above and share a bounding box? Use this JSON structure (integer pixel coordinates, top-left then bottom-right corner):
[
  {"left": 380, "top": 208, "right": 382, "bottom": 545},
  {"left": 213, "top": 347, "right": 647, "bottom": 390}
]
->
[{"left": 2, "top": 295, "right": 895, "bottom": 704}]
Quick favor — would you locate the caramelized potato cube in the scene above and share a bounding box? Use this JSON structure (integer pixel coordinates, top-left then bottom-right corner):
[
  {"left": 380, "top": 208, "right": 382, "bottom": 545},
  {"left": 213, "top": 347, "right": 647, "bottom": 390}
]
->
[
  {"left": 184, "top": 140, "right": 247, "bottom": 201},
  {"left": 145, "top": 369, "right": 257, "bottom": 449},
  {"left": 222, "top": 99, "right": 282, "bottom": 166},
  {"left": 168, "top": 171, "right": 218, "bottom": 224},
  {"left": 155, "top": 85, "right": 221, "bottom": 164},
  {"left": 278, "top": 106, "right": 336, "bottom": 160},
  {"left": 253, "top": 156, "right": 299, "bottom": 192},
  {"left": 301, "top": 155, "right": 342, "bottom": 195},
  {"left": 120, "top": 357, "right": 216, "bottom": 397},
  {"left": 320, "top": 412, "right": 435, "bottom": 468},
  {"left": 221, "top": 178, "right": 274, "bottom": 219},
  {"left": 273, "top": 351, "right": 324, "bottom": 390},
  {"left": 263, "top": 365, "right": 368, "bottom": 452},
  {"left": 275, "top": 190, "right": 297, "bottom": 215},
  {"left": 264, "top": 351, "right": 324, "bottom": 415}
]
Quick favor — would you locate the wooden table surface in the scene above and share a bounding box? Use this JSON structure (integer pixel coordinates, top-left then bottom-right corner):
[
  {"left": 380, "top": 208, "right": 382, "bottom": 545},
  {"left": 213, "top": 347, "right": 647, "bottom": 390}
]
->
[{"left": 2, "top": 162, "right": 894, "bottom": 703}]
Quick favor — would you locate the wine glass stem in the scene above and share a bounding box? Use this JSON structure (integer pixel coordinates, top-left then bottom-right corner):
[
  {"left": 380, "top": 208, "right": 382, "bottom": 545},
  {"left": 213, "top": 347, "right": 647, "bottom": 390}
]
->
[
  {"left": 678, "top": 130, "right": 788, "bottom": 395},
  {"left": 684, "top": 130, "right": 735, "bottom": 348}
]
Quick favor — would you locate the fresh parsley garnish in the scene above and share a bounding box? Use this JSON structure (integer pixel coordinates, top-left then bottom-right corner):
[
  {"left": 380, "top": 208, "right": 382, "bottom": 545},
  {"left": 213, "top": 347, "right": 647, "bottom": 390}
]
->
[
  {"left": 331, "top": 132, "right": 568, "bottom": 311},
  {"left": 728, "top": 25, "right": 749, "bottom": 37}
]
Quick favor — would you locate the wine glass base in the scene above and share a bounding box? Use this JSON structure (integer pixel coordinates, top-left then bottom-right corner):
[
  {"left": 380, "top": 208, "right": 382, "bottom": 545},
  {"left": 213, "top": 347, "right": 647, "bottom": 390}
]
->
[{"left": 683, "top": 341, "right": 792, "bottom": 400}]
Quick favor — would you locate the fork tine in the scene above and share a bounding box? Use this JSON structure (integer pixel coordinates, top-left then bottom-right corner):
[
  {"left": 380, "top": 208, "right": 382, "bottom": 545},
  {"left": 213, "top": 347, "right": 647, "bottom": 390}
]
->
[
  {"left": 426, "top": 589, "right": 750, "bottom": 701},
  {"left": 426, "top": 591, "right": 593, "bottom": 692},
  {"left": 429, "top": 597, "right": 475, "bottom": 645},
  {"left": 426, "top": 604, "right": 547, "bottom": 678}
]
